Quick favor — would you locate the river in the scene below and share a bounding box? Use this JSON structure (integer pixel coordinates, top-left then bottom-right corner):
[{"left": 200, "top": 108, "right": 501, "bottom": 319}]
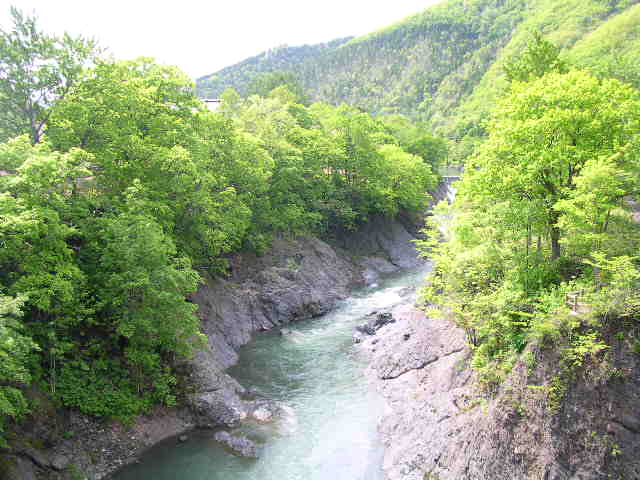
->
[{"left": 111, "top": 264, "right": 431, "bottom": 480}]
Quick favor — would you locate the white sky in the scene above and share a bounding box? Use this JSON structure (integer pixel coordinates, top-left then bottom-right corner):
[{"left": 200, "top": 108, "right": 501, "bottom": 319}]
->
[{"left": 0, "top": 0, "right": 443, "bottom": 79}]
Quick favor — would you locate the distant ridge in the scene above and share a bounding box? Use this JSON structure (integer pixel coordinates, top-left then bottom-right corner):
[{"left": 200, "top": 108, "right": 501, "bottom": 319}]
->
[
  {"left": 196, "top": 37, "right": 353, "bottom": 98},
  {"left": 196, "top": 0, "right": 640, "bottom": 140}
]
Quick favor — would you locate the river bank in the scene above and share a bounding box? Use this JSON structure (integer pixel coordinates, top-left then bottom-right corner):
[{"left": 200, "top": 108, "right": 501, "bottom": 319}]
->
[
  {"left": 360, "top": 264, "right": 640, "bottom": 479},
  {"left": 1, "top": 184, "right": 442, "bottom": 480},
  {"left": 110, "top": 265, "right": 438, "bottom": 480}
]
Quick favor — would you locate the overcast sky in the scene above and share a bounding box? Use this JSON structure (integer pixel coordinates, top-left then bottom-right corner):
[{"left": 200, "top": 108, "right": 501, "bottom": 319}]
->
[{"left": 0, "top": 0, "right": 443, "bottom": 79}]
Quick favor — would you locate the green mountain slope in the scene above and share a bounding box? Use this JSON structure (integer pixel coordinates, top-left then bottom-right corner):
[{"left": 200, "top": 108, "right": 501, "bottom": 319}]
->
[
  {"left": 196, "top": 0, "right": 640, "bottom": 138},
  {"left": 196, "top": 37, "right": 352, "bottom": 98},
  {"left": 451, "top": 0, "right": 640, "bottom": 138},
  {"left": 568, "top": 2, "right": 640, "bottom": 84}
]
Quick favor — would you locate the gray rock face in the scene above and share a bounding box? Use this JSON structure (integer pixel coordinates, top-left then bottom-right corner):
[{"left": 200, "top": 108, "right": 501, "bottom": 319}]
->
[
  {"left": 336, "top": 215, "right": 424, "bottom": 270},
  {"left": 360, "top": 256, "right": 399, "bottom": 285},
  {"left": 355, "top": 311, "right": 396, "bottom": 337},
  {"left": 213, "top": 431, "right": 259, "bottom": 458},
  {"left": 191, "top": 235, "right": 360, "bottom": 369},
  {"left": 0, "top": 455, "right": 39, "bottom": 480},
  {"left": 190, "top": 389, "right": 247, "bottom": 428},
  {"left": 363, "top": 298, "right": 640, "bottom": 480}
]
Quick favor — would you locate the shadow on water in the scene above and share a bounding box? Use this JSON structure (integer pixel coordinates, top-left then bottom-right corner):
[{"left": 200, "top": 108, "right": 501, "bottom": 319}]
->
[{"left": 112, "top": 264, "right": 432, "bottom": 480}]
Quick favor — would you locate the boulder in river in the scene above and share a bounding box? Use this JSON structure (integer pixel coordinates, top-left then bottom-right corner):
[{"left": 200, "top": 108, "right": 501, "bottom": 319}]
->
[
  {"left": 246, "top": 398, "right": 281, "bottom": 423},
  {"left": 355, "top": 323, "right": 376, "bottom": 336},
  {"left": 373, "top": 312, "right": 395, "bottom": 329},
  {"left": 213, "top": 431, "right": 259, "bottom": 458},
  {"left": 355, "top": 311, "right": 396, "bottom": 337},
  {"left": 190, "top": 390, "right": 247, "bottom": 428}
]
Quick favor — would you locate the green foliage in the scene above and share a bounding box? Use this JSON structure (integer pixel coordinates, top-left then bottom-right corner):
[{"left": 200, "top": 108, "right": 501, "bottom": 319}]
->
[
  {"left": 585, "top": 253, "right": 640, "bottom": 319},
  {"left": 568, "top": 4, "right": 640, "bottom": 87},
  {"left": 421, "top": 70, "right": 640, "bottom": 392},
  {"left": 467, "top": 71, "right": 640, "bottom": 260},
  {"left": 379, "top": 114, "right": 448, "bottom": 170},
  {"left": 503, "top": 31, "right": 568, "bottom": 82},
  {"left": 56, "top": 359, "right": 177, "bottom": 420},
  {"left": 247, "top": 71, "right": 309, "bottom": 105},
  {"left": 198, "top": 0, "right": 528, "bottom": 125},
  {"left": 196, "top": 38, "right": 352, "bottom": 99},
  {"left": 0, "top": 10, "right": 440, "bottom": 441},
  {"left": 227, "top": 96, "right": 438, "bottom": 232},
  {"left": 87, "top": 212, "right": 203, "bottom": 361},
  {"left": 450, "top": 0, "right": 636, "bottom": 139},
  {"left": 47, "top": 58, "right": 256, "bottom": 269},
  {"left": 0, "top": 295, "right": 36, "bottom": 446},
  {"left": 0, "top": 7, "right": 98, "bottom": 144},
  {"left": 195, "top": 0, "right": 640, "bottom": 145}
]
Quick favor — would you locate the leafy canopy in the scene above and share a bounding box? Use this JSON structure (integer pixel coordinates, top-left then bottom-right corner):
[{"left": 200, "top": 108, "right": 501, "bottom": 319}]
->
[
  {"left": 0, "top": 7, "right": 97, "bottom": 144},
  {"left": 422, "top": 70, "right": 640, "bottom": 388}
]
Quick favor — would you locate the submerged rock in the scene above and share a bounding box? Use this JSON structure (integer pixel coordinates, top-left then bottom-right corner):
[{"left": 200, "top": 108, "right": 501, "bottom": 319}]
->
[
  {"left": 252, "top": 407, "right": 273, "bottom": 422},
  {"left": 247, "top": 398, "right": 281, "bottom": 423},
  {"left": 213, "top": 431, "right": 259, "bottom": 458}
]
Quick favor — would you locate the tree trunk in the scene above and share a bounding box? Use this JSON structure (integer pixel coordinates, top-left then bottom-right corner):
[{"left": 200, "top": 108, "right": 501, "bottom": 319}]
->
[
  {"left": 594, "top": 265, "right": 602, "bottom": 290},
  {"left": 526, "top": 223, "right": 532, "bottom": 292},
  {"left": 549, "top": 211, "right": 561, "bottom": 260},
  {"left": 550, "top": 225, "right": 561, "bottom": 260}
]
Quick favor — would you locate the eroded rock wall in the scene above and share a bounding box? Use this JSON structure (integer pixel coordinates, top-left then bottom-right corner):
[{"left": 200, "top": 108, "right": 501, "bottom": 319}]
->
[{"left": 363, "top": 300, "right": 640, "bottom": 480}]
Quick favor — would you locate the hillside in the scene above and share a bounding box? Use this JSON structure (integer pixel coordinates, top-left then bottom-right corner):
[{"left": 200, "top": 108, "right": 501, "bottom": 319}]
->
[
  {"left": 196, "top": 0, "right": 640, "bottom": 142},
  {"left": 195, "top": 37, "right": 352, "bottom": 99}
]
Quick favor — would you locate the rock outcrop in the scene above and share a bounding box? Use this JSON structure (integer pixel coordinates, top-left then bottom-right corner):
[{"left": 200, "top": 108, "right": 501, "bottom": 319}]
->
[
  {"left": 212, "top": 431, "right": 260, "bottom": 458},
  {"left": 362, "top": 294, "right": 640, "bottom": 480}
]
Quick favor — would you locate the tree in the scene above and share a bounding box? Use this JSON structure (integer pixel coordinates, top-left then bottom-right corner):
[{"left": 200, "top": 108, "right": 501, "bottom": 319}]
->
[
  {"left": 0, "top": 7, "right": 98, "bottom": 144},
  {"left": 467, "top": 71, "right": 640, "bottom": 261},
  {"left": 379, "top": 114, "right": 448, "bottom": 170},
  {"left": 47, "top": 58, "right": 254, "bottom": 268},
  {"left": 0, "top": 139, "right": 90, "bottom": 394},
  {"left": 247, "top": 71, "right": 309, "bottom": 105},
  {"left": 503, "top": 31, "right": 567, "bottom": 83},
  {"left": 86, "top": 212, "right": 203, "bottom": 383},
  {"left": 556, "top": 153, "right": 638, "bottom": 257},
  {"left": 423, "top": 71, "right": 640, "bottom": 387}
]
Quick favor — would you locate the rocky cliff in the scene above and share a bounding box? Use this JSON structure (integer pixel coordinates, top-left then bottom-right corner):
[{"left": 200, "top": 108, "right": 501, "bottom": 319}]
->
[{"left": 362, "top": 285, "right": 640, "bottom": 480}]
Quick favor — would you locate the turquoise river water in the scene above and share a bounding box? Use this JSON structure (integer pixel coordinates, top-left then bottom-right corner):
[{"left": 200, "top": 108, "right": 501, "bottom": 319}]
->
[{"left": 112, "top": 265, "right": 431, "bottom": 480}]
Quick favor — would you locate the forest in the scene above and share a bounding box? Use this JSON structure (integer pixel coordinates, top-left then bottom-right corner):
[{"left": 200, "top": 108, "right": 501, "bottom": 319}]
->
[
  {"left": 0, "top": 8, "right": 442, "bottom": 443},
  {"left": 197, "top": 0, "right": 640, "bottom": 402},
  {"left": 420, "top": 35, "right": 640, "bottom": 401},
  {"left": 2, "top": 0, "right": 640, "bottom": 472},
  {"left": 197, "top": 0, "right": 640, "bottom": 161}
]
